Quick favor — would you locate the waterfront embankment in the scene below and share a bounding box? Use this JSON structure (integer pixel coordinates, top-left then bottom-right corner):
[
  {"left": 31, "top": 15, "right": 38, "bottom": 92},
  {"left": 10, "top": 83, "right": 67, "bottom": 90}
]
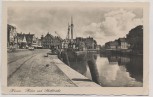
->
[{"left": 8, "top": 49, "right": 100, "bottom": 87}]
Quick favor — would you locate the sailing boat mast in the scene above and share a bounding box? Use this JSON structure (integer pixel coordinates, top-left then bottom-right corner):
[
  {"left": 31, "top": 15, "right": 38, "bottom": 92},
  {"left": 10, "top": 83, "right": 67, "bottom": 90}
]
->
[
  {"left": 67, "top": 22, "right": 70, "bottom": 40},
  {"left": 71, "top": 16, "right": 74, "bottom": 41}
]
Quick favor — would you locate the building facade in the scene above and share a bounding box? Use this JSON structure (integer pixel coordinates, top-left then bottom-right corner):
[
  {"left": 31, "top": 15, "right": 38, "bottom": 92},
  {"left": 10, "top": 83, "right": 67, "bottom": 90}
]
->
[
  {"left": 41, "top": 33, "right": 54, "bottom": 49},
  {"left": 105, "top": 38, "right": 130, "bottom": 51},
  {"left": 7, "top": 24, "right": 18, "bottom": 48},
  {"left": 118, "top": 38, "right": 129, "bottom": 50},
  {"left": 84, "top": 37, "right": 97, "bottom": 49},
  {"left": 41, "top": 33, "right": 63, "bottom": 49},
  {"left": 37, "top": 39, "right": 42, "bottom": 48},
  {"left": 54, "top": 36, "right": 62, "bottom": 49},
  {"left": 17, "top": 33, "right": 36, "bottom": 49},
  {"left": 105, "top": 41, "right": 118, "bottom": 50},
  {"left": 17, "top": 33, "right": 27, "bottom": 49}
]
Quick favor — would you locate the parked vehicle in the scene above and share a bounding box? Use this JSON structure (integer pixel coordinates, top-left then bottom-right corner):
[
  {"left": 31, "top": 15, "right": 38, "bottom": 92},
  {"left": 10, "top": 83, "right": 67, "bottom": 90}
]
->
[{"left": 28, "top": 46, "right": 34, "bottom": 50}]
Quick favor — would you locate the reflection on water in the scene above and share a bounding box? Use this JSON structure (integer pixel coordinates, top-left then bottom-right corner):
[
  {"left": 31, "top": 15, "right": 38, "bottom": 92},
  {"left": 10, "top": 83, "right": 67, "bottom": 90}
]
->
[{"left": 66, "top": 53, "right": 143, "bottom": 87}]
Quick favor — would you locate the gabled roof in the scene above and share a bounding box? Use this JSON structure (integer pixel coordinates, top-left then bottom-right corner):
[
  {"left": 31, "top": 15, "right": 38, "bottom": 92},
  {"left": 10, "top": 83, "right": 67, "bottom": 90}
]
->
[
  {"left": 17, "top": 33, "right": 25, "bottom": 40},
  {"left": 22, "top": 36, "right": 27, "bottom": 43},
  {"left": 25, "top": 34, "right": 34, "bottom": 40},
  {"left": 118, "top": 38, "right": 126, "bottom": 42},
  {"left": 17, "top": 33, "right": 34, "bottom": 41},
  {"left": 7, "top": 24, "right": 16, "bottom": 29},
  {"left": 44, "top": 33, "right": 54, "bottom": 39},
  {"left": 109, "top": 41, "right": 118, "bottom": 46}
]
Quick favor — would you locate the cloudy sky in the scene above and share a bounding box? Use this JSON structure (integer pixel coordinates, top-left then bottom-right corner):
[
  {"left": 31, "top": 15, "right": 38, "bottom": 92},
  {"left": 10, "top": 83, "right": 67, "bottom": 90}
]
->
[{"left": 8, "top": 3, "right": 143, "bottom": 45}]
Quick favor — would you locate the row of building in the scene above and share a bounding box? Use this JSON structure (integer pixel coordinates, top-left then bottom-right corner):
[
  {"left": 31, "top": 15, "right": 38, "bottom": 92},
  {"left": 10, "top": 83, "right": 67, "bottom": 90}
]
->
[
  {"left": 7, "top": 24, "right": 63, "bottom": 49},
  {"left": 41, "top": 35, "right": 98, "bottom": 50},
  {"left": 63, "top": 36, "right": 98, "bottom": 51},
  {"left": 7, "top": 24, "right": 99, "bottom": 50},
  {"left": 105, "top": 38, "right": 130, "bottom": 50},
  {"left": 104, "top": 25, "right": 143, "bottom": 52},
  {"left": 7, "top": 24, "right": 41, "bottom": 49},
  {"left": 8, "top": 17, "right": 101, "bottom": 50}
]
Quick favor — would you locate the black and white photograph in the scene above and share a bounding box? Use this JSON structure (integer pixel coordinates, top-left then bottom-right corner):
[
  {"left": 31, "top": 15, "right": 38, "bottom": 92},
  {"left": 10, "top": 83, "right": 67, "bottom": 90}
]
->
[{"left": 1, "top": 1, "right": 149, "bottom": 95}]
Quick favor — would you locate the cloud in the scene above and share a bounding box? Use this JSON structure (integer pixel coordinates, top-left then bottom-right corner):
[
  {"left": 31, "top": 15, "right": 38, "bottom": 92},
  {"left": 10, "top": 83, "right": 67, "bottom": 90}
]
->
[
  {"left": 8, "top": 7, "right": 143, "bottom": 45},
  {"left": 101, "top": 17, "right": 119, "bottom": 36},
  {"left": 101, "top": 9, "right": 143, "bottom": 40},
  {"left": 81, "top": 23, "right": 101, "bottom": 37},
  {"left": 81, "top": 9, "right": 143, "bottom": 45}
]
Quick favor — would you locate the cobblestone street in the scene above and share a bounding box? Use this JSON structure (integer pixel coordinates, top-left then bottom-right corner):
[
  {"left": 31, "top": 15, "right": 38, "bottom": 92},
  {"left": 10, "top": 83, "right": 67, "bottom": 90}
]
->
[{"left": 7, "top": 49, "right": 76, "bottom": 87}]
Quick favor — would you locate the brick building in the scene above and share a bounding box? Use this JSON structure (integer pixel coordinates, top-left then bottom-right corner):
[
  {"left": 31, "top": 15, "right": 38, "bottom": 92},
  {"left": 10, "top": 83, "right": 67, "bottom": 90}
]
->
[
  {"left": 41, "top": 33, "right": 62, "bottom": 49},
  {"left": 41, "top": 33, "right": 55, "bottom": 49}
]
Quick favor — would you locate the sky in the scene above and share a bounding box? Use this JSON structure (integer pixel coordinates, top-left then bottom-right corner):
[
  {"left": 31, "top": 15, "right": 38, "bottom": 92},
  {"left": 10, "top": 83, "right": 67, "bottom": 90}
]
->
[{"left": 7, "top": 3, "right": 143, "bottom": 45}]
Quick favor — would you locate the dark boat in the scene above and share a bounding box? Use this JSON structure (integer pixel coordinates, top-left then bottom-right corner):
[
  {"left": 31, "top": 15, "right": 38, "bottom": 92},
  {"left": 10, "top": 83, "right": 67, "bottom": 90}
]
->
[
  {"left": 60, "top": 17, "right": 98, "bottom": 65},
  {"left": 60, "top": 17, "right": 88, "bottom": 64}
]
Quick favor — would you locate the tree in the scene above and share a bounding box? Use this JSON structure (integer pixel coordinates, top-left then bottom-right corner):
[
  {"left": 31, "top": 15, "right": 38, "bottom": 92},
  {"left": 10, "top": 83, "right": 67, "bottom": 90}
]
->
[{"left": 126, "top": 25, "right": 143, "bottom": 53}]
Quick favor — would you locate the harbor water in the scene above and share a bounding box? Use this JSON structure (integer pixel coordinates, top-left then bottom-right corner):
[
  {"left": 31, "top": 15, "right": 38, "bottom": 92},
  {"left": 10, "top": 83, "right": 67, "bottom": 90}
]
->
[{"left": 65, "top": 53, "right": 143, "bottom": 87}]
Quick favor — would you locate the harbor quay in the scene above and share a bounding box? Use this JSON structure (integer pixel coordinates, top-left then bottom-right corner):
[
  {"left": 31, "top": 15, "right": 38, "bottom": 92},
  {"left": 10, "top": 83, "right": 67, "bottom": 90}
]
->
[{"left": 7, "top": 49, "right": 100, "bottom": 87}]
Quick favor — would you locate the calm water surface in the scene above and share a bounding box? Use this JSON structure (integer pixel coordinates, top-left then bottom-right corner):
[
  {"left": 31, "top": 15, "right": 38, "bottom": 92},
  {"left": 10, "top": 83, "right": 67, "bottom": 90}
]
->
[{"left": 67, "top": 53, "right": 143, "bottom": 87}]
